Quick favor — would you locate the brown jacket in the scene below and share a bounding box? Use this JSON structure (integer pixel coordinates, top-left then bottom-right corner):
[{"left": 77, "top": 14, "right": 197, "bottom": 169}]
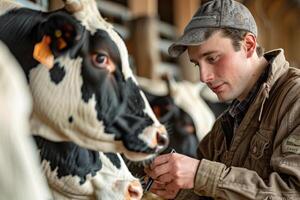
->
[{"left": 190, "top": 49, "right": 300, "bottom": 200}]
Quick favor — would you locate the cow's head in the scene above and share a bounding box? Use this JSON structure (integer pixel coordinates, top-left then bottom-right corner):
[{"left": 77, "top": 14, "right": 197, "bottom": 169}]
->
[
  {"left": 137, "top": 76, "right": 216, "bottom": 145},
  {"left": 26, "top": 0, "right": 168, "bottom": 161},
  {"left": 35, "top": 135, "right": 143, "bottom": 199}
]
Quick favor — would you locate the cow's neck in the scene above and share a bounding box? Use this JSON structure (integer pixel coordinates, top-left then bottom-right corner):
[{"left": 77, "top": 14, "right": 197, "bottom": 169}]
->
[
  {"left": 33, "top": 135, "right": 102, "bottom": 185},
  {"left": 30, "top": 111, "right": 119, "bottom": 153}
]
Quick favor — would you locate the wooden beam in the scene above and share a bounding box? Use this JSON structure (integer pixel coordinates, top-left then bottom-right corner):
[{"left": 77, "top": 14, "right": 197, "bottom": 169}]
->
[
  {"left": 97, "top": 0, "right": 132, "bottom": 21},
  {"left": 245, "top": 0, "right": 300, "bottom": 69},
  {"left": 130, "top": 16, "right": 160, "bottom": 79},
  {"left": 127, "top": 0, "right": 159, "bottom": 79},
  {"left": 173, "top": 0, "right": 200, "bottom": 34},
  {"left": 173, "top": 0, "right": 201, "bottom": 82},
  {"left": 128, "top": 0, "right": 157, "bottom": 17}
]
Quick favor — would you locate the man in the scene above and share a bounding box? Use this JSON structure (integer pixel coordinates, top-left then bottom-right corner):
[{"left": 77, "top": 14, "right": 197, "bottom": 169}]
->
[{"left": 145, "top": 0, "right": 300, "bottom": 199}]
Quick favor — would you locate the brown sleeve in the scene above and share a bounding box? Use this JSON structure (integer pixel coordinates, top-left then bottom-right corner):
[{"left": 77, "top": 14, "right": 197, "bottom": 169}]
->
[
  {"left": 193, "top": 97, "right": 300, "bottom": 199},
  {"left": 174, "top": 120, "right": 223, "bottom": 200}
]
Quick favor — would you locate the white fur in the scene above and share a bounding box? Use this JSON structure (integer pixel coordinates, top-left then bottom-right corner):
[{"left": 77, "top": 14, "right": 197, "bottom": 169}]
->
[
  {"left": 41, "top": 153, "right": 142, "bottom": 200},
  {"left": 0, "top": 41, "right": 51, "bottom": 200}
]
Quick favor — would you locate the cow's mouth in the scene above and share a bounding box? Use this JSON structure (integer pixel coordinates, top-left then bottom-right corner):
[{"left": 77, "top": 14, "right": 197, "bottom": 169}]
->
[
  {"left": 122, "top": 150, "right": 157, "bottom": 162},
  {"left": 121, "top": 135, "right": 168, "bottom": 163},
  {"left": 120, "top": 125, "right": 169, "bottom": 160}
]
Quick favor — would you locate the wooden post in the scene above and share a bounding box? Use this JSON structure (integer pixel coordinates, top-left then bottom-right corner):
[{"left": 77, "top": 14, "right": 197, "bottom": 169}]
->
[
  {"left": 129, "top": 16, "right": 160, "bottom": 79},
  {"left": 129, "top": 0, "right": 157, "bottom": 17},
  {"left": 245, "top": 0, "right": 300, "bottom": 68},
  {"left": 173, "top": 0, "right": 200, "bottom": 82},
  {"left": 128, "top": 0, "right": 159, "bottom": 79}
]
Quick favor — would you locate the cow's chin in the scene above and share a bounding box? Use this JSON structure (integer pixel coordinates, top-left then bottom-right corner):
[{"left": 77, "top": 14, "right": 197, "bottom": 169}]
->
[{"left": 121, "top": 148, "right": 157, "bottom": 163}]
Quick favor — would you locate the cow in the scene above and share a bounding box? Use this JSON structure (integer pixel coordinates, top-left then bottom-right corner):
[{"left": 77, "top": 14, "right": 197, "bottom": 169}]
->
[
  {"left": 137, "top": 76, "right": 216, "bottom": 158},
  {"left": 0, "top": 40, "right": 51, "bottom": 200},
  {"left": 34, "top": 136, "right": 143, "bottom": 200},
  {"left": 0, "top": 0, "right": 169, "bottom": 199}
]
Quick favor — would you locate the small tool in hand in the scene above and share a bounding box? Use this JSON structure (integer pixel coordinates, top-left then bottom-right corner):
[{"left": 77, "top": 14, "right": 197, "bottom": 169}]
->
[{"left": 144, "top": 149, "right": 176, "bottom": 192}]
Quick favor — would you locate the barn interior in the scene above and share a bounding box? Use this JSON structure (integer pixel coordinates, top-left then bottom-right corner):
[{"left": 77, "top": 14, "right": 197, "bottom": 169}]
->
[
  {"left": 1, "top": 0, "right": 300, "bottom": 199},
  {"left": 19, "top": 0, "right": 300, "bottom": 82}
]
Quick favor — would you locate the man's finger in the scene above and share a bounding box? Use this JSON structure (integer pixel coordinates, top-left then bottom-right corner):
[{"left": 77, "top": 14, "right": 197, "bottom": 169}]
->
[
  {"left": 150, "top": 153, "right": 173, "bottom": 168},
  {"left": 146, "top": 161, "right": 171, "bottom": 179},
  {"left": 150, "top": 180, "right": 165, "bottom": 190},
  {"left": 157, "top": 173, "right": 173, "bottom": 183}
]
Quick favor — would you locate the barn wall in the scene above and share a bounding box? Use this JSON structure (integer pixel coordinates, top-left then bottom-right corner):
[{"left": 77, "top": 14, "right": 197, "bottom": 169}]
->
[{"left": 15, "top": 0, "right": 300, "bottom": 78}]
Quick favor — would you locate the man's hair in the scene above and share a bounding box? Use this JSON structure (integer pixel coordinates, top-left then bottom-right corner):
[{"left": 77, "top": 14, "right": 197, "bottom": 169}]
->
[{"left": 204, "top": 28, "right": 264, "bottom": 57}]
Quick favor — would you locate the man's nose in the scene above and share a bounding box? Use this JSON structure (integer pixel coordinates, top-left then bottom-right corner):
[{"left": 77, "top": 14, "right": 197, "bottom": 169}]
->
[{"left": 199, "top": 65, "right": 214, "bottom": 83}]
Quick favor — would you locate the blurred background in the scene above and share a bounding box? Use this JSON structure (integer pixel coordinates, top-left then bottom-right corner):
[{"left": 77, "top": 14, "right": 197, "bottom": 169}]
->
[{"left": 17, "top": 0, "right": 300, "bottom": 83}]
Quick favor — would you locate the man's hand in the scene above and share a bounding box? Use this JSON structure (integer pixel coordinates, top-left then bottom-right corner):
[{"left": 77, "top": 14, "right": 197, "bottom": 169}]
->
[{"left": 144, "top": 153, "right": 200, "bottom": 199}]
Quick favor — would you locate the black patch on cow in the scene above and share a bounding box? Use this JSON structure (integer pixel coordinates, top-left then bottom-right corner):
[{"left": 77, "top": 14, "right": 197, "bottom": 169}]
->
[
  {"left": 49, "top": 62, "right": 65, "bottom": 84},
  {"left": 33, "top": 136, "right": 102, "bottom": 185},
  {"left": 78, "top": 29, "right": 155, "bottom": 153},
  {"left": 0, "top": 8, "right": 84, "bottom": 81},
  {"left": 0, "top": 8, "right": 45, "bottom": 80},
  {"left": 143, "top": 91, "right": 199, "bottom": 158},
  {"left": 104, "top": 153, "right": 121, "bottom": 169},
  {"left": 80, "top": 29, "right": 122, "bottom": 103},
  {"left": 102, "top": 78, "right": 155, "bottom": 153},
  {"left": 81, "top": 81, "right": 94, "bottom": 102},
  {"left": 68, "top": 116, "right": 73, "bottom": 123}
]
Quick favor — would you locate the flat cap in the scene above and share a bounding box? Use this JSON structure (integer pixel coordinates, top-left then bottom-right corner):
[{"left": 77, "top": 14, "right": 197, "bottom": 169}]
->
[{"left": 168, "top": 0, "right": 257, "bottom": 57}]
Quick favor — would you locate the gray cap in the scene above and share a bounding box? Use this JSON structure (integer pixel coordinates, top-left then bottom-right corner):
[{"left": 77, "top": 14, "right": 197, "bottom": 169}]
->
[{"left": 168, "top": 0, "right": 257, "bottom": 57}]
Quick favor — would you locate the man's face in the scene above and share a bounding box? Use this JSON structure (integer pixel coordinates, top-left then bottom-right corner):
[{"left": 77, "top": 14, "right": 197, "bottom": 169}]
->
[{"left": 188, "top": 31, "right": 254, "bottom": 102}]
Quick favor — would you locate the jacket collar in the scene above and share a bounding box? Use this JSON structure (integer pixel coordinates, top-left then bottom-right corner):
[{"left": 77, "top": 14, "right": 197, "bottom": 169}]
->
[
  {"left": 239, "top": 48, "right": 288, "bottom": 128},
  {"left": 264, "top": 48, "right": 289, "bottom": 90}
]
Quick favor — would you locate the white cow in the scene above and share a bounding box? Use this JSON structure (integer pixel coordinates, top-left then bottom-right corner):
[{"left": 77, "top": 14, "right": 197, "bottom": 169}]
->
[{"left": 0, "top": 41, "right": 51, "bottom": 200}]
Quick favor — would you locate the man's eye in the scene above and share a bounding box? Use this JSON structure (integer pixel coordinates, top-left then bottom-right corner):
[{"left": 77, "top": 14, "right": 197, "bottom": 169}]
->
[
  {"left": 91, "top": 53, "right": 108, "bottom": 68},
  {"left": 207, "top": 56, "right": 219, "bottom": 63}
]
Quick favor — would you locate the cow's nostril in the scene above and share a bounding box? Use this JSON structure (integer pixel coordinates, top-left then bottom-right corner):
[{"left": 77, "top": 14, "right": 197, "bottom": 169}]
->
[
  {"left": 127, "top": 181, "right": 142, "bottom": 200},
  {"left": 156, "top": 132, "right": 169, "bottom": 147}
]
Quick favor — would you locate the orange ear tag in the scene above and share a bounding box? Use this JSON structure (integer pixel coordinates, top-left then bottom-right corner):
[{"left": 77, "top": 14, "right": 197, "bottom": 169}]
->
[
  {"left": 33, "top": 36, "right": 54, "bottom": 69},
  {"left": 57, "top": 37, "right": 67, "bottom": 50}
]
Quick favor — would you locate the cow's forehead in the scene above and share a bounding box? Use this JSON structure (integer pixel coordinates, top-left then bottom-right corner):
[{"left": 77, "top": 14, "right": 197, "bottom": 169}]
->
[{"left": 71, "top": 0, "right": 134, "bottom": 81}]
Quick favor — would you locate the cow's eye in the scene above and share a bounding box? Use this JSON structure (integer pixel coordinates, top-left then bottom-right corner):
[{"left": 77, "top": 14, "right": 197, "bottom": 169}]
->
[{"left": 91, "top": 53, "right": 109, "bottom": 68}]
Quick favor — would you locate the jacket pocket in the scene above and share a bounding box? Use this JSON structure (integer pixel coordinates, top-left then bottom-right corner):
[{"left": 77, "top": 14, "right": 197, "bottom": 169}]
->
[
  {"left": 246, "top": 129, "right": 273, "bottom": 180},
  {"left": 250, "top": 131, "right": 270, "bottom": 159}
]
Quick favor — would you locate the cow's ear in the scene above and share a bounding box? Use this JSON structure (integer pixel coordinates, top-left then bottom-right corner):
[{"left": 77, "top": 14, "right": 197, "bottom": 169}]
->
[
  {"left": 37, "top": 12, "right": 82, "bottom": 55},
  {"left": 33, "top": 12, "right": 83, "bottom": 68}
]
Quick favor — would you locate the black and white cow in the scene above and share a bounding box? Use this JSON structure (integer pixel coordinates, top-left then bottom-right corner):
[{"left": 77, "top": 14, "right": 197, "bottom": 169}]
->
[
  {"left": 0, "top": 0, "right": 168, "bottom": 199},
  {"left": 35, "top": 136, "right": 143, "bottom": 199},
  {"left": 137, "top": 77, "right": 216, "bottom": 158}
]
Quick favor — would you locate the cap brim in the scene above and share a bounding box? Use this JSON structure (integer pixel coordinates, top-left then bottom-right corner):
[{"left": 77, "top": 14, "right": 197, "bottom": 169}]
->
[{"left": 168, "top": 28, "right": 206, "bottom": 57}]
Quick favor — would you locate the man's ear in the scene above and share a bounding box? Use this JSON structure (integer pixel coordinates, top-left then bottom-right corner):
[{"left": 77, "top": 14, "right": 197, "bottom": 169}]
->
[
  {"left": 243, "top": 33, "right": 256, "bottom": 58},
  {"left": 36, "top": 12, "right": 83, "bottom": 56}
]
